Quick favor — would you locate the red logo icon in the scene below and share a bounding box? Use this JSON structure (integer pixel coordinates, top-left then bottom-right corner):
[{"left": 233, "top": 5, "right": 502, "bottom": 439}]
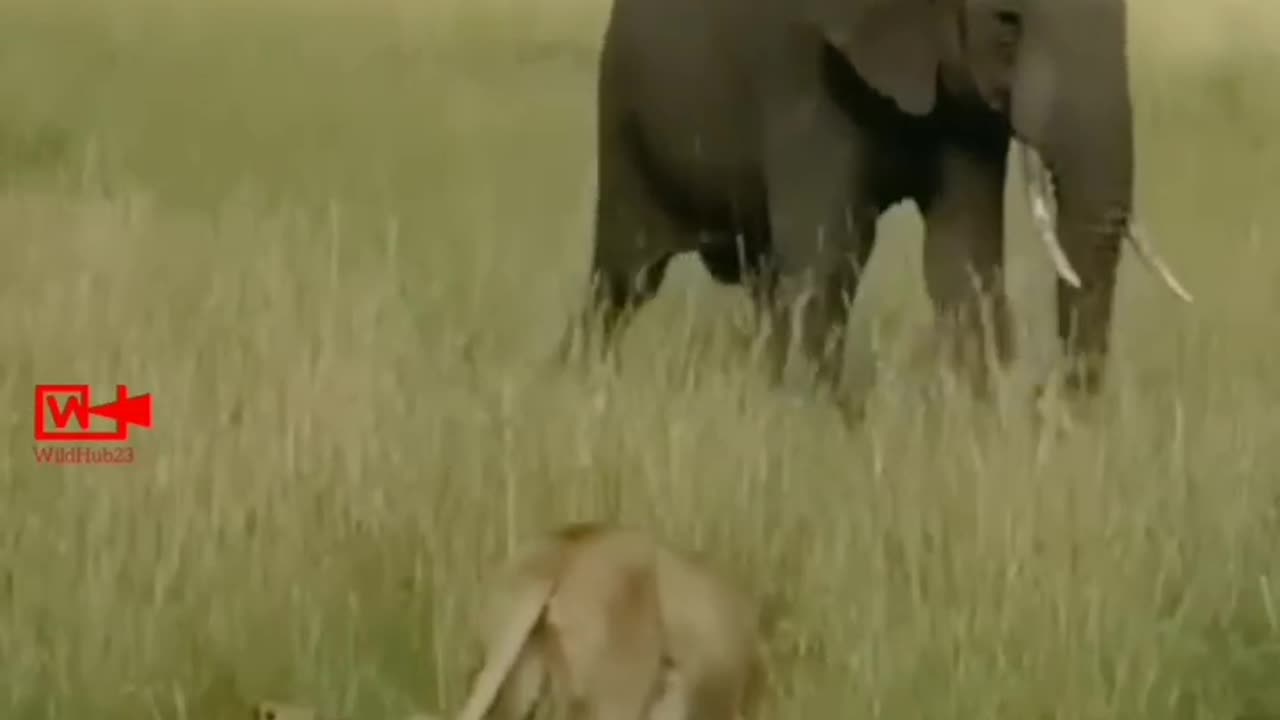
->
[{"left": 34, "top": 384, "right": 154, "bottom": 442}]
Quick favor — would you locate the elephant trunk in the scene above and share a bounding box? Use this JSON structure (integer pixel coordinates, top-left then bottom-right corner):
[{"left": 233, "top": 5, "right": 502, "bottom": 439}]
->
[
  {"left": 1014, "top": 0, "right": 1189, "bottom": 396},
  {"left": 1049, "top": 152, "right": 1129, "bottom": 394},
  {"left": 1017, "top": 48, "right": 1133, "bottom": 394},
  {"left": 1022, "top": 116, "right": 1192, "bottom": 395}
]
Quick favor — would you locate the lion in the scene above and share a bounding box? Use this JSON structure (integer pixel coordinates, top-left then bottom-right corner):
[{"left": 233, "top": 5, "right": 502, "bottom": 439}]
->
[{"left": 453, "top": 522, "right": 765, "bottom": 720}]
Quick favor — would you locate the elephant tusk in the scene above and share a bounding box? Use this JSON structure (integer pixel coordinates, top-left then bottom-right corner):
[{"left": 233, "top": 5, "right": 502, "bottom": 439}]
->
[
  {"left": 1017, "top": 143, "right": 1192, "bottom": 304},
  {"left": 1018, "top": 143, "right": 1082, "bottom": 289},
  {"left": 1124, "top": 221, "right": 1195, "bottom": 303}
]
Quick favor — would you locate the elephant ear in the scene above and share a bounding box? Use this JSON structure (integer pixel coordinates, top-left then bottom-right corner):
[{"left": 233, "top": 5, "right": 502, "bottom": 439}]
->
[{"left": 817, "top": 0, "right": 942, "bottom": 116}]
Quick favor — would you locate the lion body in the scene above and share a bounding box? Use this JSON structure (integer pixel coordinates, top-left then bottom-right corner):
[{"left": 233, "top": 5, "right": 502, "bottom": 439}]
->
[{"left": 456, "top": 523, "right": 762, "bottom": 720}]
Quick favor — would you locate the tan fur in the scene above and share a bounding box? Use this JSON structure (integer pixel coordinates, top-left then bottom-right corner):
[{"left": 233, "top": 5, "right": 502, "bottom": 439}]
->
[{"left": 455, "top": 523, "right": 763, "bottom": 720}]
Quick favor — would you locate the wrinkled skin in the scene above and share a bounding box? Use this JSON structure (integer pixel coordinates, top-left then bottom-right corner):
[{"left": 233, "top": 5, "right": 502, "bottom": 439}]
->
[{"left": 561, "top": 0, "right": 1170, "bottom": 408}]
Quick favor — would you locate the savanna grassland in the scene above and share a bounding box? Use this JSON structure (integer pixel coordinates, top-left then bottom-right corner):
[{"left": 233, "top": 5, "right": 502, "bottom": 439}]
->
[{"left": 1, "top": 0, "right": 1278, "bottom": 717}]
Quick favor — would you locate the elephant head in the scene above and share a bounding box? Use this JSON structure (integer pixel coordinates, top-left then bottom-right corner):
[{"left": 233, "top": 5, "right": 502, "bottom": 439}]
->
[{"left": 816, "top": 0, "right": 1192, "bottom": 394}]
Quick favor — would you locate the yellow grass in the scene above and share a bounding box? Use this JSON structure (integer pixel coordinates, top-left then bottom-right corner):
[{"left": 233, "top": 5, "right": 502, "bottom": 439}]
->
[{"left": 1, "top": 0, "right": 1277, "bottom": 718}]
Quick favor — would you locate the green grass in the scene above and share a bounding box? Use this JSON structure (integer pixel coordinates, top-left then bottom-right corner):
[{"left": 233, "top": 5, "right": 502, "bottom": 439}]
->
[{"left": 1, "top": 0, "right": 1278, "bottom": 718}]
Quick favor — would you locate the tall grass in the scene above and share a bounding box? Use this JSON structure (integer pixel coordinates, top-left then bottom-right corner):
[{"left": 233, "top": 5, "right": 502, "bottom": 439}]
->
[{"left": 1, "top": 0, "right": 1277, "bottom": 718}]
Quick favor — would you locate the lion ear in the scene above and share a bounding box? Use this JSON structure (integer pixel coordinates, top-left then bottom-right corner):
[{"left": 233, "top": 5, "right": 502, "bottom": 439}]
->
[{"left": 817, "top": 0, "right": 942, "bottom": 116}]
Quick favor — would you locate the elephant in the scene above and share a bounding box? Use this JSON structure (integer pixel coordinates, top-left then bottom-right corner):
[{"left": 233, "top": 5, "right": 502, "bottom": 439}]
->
[{"left": 561, "top": 0, "right": 1192, "bottom": 406}]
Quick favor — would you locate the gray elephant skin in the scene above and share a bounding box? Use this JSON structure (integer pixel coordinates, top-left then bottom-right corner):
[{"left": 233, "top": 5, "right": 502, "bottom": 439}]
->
[{"left": 563, "top": 0, "right": 1190, "bottom": 404}]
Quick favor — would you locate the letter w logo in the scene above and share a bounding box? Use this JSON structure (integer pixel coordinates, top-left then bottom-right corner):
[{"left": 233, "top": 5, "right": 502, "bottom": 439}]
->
[
  {"left": 45, "top": 392, "right": 89, "bottom": 430},
  {"left": 34, "top": 384, "right": 153, "bottom": 442}
]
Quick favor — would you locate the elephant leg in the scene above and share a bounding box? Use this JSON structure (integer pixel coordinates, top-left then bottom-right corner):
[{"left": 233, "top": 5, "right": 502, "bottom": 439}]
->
[
  {"left": 696, "top": 230, "right": 768, "bottom": 287},
  {"left": 559, "top": 139, "right": 682, "bottom": 367},
  {"left": 761, "top": 100, "right": 875, "bottom": 395},
  {"left": 696, "top": 229, "right": 777, "bottom": 343},
  {"left": 920, "top": 140, "right": 1013, "bottom": 399}
]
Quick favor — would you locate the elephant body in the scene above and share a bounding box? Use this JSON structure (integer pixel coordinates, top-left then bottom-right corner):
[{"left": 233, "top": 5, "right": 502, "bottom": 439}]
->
[{"left": 565, "top": 0, "right": 1185, "bottom": 404}]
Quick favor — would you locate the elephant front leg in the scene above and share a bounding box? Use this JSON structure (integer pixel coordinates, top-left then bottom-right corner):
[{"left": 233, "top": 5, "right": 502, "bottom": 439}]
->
[
  {"left": 761, "top": 104, "right": 875, "bottom": 398},
  {"left": 920, "top": 140, "right": 1013, "bottom": 399}
]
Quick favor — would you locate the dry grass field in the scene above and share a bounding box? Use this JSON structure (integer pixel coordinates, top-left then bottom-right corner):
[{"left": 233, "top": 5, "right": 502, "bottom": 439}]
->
[{"left": 1, "top": 0, "right": 1278, "bottom": 717}]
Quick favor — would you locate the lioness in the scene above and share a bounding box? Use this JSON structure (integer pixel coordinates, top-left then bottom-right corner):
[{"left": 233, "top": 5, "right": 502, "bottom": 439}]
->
[{"left": 455, "top": 522, "right": 764, "bottom": 720}]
